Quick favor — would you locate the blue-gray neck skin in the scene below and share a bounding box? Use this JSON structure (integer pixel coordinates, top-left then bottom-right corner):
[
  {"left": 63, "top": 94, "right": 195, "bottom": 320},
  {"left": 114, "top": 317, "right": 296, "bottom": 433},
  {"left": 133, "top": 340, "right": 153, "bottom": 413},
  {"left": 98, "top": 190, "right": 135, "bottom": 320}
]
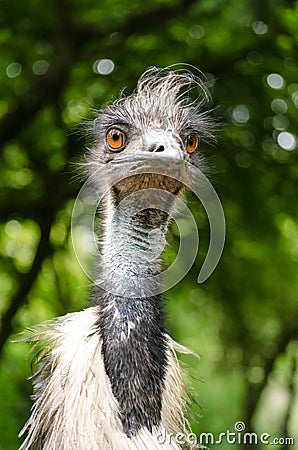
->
[
  {"left": 96, "top": 181, "right": 179, "bottom": 298},
  {"left": 91, "top": 181, "right": 178, "bottom": 438}
]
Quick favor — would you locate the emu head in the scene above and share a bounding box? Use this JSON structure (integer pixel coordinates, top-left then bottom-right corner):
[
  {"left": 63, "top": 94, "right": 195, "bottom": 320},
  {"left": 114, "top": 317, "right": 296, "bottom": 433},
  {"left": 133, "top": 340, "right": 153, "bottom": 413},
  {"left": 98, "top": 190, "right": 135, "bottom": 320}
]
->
[{"left": 86, "top": 67, "right": 214, "bottom": 201}]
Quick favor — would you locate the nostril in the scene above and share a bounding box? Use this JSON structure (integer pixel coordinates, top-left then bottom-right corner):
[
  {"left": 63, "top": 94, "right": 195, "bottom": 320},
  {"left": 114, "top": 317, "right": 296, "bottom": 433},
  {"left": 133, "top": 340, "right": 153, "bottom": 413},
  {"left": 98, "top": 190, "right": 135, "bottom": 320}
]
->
[{"left": 148, "top": 144, "right": 165, "bottom": 153}]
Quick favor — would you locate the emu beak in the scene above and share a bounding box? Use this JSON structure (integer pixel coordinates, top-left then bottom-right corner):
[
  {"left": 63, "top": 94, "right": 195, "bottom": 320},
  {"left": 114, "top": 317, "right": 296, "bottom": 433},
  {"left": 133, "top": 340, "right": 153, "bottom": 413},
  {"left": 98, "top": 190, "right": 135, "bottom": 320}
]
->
[{"left": 143, "top": 129, "right": 185, "bottom": 161}]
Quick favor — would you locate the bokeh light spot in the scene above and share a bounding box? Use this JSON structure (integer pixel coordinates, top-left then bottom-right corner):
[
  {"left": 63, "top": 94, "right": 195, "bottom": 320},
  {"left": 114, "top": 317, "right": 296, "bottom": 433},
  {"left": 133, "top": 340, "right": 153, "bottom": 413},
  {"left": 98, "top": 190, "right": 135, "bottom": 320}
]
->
[
  {"left": 232, "top": 105, "right": 250, "bottom": 124},
  {"left": 32, "top": 60, "right": 49, "bottom": 75},
  {"left": 267, "top": 73, "right": 285, "bottom": 90},
  {"left": 272, "top": 115, "right": 289, "bottom": 130},
  {"left": 93, "top": 59, "right": 115, "bottom": 75},
  {"left": 188, "top": 24, "right": 205, "bottom": 39},
  {"left": 5, "top": 220, "right": 21, "bottom": 238},
  {"left": 271, "top": 98, "right": 288, "bottom": 114},
  {"left": 252, "top": 21, "right": 268, "bottom": 35},
  {"left": 277, "top": 131, "right": 296, "bottom": 151},
  {"left": 6, "top": 62, "right": 22, "bottom": 78}
]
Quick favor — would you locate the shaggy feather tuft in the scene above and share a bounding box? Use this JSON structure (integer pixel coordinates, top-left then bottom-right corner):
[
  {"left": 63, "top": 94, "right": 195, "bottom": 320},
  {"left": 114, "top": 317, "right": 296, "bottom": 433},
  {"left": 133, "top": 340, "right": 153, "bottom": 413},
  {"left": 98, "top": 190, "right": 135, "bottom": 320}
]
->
[{"left": 19, "top": 308, "right": 197, "bottom": 450}]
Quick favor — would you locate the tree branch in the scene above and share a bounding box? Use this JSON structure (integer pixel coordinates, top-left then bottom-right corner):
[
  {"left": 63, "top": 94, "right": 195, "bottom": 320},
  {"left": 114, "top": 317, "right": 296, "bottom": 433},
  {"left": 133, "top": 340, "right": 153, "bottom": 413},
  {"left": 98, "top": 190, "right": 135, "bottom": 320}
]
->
[
  {"left": 280, "top": 354, "right": 297, "bottom": 446},
  {"left": 0, "top": 217, "right": 53, "bottom": 359},
  {"left": 245, "top": 319, "right": 298, "bottom": 432}
]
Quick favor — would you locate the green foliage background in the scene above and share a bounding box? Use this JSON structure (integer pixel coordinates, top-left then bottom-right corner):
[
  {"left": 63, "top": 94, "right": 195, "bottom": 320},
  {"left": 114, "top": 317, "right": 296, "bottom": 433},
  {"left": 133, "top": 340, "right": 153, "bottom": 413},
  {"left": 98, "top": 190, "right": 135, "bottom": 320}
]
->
[{"left": 0, "top": 0, "right": 297, "bottom": 448}]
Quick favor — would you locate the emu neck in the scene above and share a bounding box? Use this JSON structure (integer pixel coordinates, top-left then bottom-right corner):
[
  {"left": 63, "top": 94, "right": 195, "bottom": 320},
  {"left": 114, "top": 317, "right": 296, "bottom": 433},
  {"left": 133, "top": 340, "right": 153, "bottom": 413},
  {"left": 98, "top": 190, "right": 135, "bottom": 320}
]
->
[
  {"left": 99, "top": 187, "right": 174, "bottom": 296},
  {"left": 92, "top": 186, "right": 175, "bottom": 437}
]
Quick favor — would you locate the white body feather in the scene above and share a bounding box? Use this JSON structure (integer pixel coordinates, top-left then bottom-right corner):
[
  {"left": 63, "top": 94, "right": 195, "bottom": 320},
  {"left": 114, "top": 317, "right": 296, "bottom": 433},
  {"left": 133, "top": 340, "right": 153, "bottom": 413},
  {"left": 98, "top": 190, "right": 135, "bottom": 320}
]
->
[{"left": 19, "top": 307, "right": 196, "bottom": 450}]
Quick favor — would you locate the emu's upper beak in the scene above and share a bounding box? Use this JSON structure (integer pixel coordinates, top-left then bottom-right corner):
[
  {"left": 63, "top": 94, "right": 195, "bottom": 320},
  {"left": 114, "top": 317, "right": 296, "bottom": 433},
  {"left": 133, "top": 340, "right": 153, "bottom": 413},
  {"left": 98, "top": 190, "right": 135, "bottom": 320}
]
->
[{"left": 142, "top": 129, "right": 185, "bottom": 161}]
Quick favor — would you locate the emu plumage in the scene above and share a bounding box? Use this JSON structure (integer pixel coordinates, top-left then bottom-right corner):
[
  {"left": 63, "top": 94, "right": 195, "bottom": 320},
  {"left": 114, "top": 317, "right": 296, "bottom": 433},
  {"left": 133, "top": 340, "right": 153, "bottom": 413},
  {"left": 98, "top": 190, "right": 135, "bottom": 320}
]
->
[{"left": 19, "top": 68, "right": 213, "bottom": 449}]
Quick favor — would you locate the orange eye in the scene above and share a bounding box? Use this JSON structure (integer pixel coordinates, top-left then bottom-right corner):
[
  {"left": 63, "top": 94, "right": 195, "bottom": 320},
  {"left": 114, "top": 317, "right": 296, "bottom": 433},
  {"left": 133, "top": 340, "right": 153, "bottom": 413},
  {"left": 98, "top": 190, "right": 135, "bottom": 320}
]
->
[
  {"left": 186, "top": 133, "right": 198, "bottom": 154},
  {"left": 106, "top": 128, "right": 126, "bottom": 151}
]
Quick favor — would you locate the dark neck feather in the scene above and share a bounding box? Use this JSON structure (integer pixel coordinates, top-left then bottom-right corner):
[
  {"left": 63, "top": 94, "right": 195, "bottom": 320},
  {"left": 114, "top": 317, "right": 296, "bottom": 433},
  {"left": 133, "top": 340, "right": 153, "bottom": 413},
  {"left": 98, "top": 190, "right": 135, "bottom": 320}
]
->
[{"left": 93, "top": 290, "right": 167, "bottom": 437}]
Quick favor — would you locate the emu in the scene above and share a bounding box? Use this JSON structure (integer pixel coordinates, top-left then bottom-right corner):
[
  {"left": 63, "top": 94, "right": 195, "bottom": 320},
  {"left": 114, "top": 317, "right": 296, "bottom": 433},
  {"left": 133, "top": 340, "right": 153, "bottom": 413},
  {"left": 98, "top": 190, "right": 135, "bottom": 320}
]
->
[{"left": 19, "top": 67, "right": 214, "bottom": 449}]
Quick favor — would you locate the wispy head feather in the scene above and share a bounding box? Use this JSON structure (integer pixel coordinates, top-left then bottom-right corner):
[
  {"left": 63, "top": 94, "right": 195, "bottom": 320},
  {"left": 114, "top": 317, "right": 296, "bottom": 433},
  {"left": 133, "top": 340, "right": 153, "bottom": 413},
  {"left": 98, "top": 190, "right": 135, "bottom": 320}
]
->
[{"left": 94, "top": 66, "right": 214, "bottom": 142}]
